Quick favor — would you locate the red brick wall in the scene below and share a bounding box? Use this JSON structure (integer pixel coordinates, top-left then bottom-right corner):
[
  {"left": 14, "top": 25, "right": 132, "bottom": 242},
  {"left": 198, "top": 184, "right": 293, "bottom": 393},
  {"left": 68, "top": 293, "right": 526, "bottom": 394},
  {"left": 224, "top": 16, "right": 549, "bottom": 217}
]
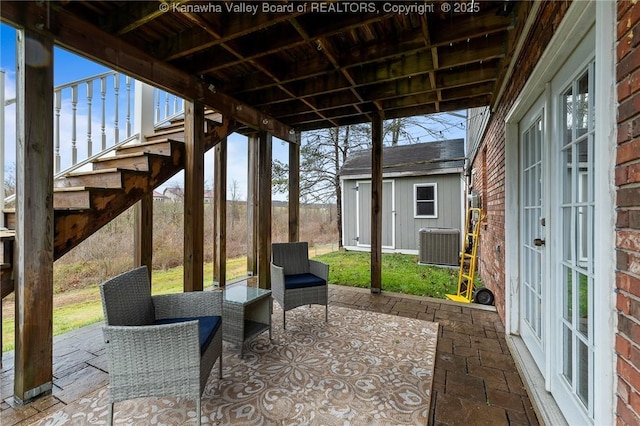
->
[
  {"left": 472, "top": 1, "right": 570, "bottom": 322},
  {"left": 616, "top": 1, "right": 640, "bottom": 424}
]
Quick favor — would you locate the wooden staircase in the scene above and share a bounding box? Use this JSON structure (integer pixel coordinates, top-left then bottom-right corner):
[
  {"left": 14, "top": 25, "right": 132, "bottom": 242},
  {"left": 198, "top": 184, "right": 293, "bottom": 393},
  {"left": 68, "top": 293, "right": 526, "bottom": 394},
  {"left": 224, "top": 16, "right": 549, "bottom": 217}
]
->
[{"left": 0, "top": 112, "right": 237, "bottom": 300}]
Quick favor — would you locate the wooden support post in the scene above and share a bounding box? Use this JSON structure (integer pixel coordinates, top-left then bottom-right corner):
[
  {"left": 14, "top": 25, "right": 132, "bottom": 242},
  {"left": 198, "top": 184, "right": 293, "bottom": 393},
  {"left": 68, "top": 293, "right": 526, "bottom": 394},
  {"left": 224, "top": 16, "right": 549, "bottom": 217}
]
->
[
  {"left": 371, "top": 113, "right": 383, "bottom": 294},
  {"left": 183, "top": 100, "right": 205, "bottom": 292},
  {"left": 246, "top": 134, "right": 259, "bottom": 276},
  {"left": 14, "top": 28, "right": 55, "bottom": 403},
  {"left": 288, "top": 132, "right": 301, "bottom": 243},
  {"left": 257, "top": 131, "right": 272, "bottom": 289},
  {"left": 134, "top": 193, "right": 153, "bottom": 283},
  {"left": 213, "top": 138, "right": 227, "bottom": 287}
]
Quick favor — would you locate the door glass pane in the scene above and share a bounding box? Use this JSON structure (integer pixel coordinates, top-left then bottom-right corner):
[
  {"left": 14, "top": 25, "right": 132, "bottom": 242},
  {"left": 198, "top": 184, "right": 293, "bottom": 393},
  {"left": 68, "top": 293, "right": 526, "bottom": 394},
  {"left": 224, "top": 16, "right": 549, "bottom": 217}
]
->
[
  {"left": 562, "top": 88, "right": 573, "bottom": 145},
  {"left": 577, "top": 205, "right": 588, "bottom": 266},
  {"left": 562, "top": 146, "right": 572, "bottom": 204},
  {"left": 563, "top": 207, "right": 572, "bottom": 261},
  {"left": 564, "top": 266, "right": 573, "bottom": 320},
  {"left": 576, "top": 72, "right": 589, "bottom": 138},
  {"left": 578, "top": 338, "right": 589, "bottom": 406},
  {"left": 578, "top": 272, "right": 589, "bottom": 337},
  {"left": 563, "top": 325, "right": 573, "bottom": 381}
]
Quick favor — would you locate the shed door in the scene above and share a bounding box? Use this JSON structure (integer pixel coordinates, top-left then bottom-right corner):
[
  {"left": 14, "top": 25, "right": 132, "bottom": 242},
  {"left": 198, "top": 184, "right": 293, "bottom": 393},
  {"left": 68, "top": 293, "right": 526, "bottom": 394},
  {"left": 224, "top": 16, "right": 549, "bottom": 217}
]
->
[{"left": 356, "top": 180, "right": 394, "bottom": 249}]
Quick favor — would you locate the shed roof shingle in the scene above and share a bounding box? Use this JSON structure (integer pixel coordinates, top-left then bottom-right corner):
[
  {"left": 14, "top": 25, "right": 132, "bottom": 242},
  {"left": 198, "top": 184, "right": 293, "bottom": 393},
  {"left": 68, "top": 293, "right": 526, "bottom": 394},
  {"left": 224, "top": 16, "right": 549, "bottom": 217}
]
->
[{"left": 339, "top": 139, "right": 465, "bottom": 177}]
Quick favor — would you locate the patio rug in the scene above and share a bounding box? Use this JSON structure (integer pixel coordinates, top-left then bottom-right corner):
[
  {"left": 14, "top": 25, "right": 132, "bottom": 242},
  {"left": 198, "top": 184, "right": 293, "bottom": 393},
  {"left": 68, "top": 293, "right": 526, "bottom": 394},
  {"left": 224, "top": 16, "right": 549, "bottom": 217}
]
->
[{"left": 32, "top": 305, "right": 438, "bottom": 425}]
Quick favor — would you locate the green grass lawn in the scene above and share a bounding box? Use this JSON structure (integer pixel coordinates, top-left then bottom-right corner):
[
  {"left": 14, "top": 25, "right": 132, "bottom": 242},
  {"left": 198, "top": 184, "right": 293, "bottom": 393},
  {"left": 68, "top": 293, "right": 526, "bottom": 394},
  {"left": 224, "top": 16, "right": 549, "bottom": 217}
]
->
[
  {"left": 2, "top": 250, "right": 459, "bottom": 352},
  {"left": 315, "top": 251, "right": 459, "bottom": 298}
]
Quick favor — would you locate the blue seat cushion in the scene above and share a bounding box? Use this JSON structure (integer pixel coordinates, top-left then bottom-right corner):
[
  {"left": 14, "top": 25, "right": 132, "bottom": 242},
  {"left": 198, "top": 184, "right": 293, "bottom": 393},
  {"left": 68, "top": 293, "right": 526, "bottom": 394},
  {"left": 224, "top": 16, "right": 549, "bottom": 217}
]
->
[
  {"left": 154, "top": 316, "right": 221, "bottom": 354},
  {"left": 284, "top": 273, "right": 326, "bottom": 290}
]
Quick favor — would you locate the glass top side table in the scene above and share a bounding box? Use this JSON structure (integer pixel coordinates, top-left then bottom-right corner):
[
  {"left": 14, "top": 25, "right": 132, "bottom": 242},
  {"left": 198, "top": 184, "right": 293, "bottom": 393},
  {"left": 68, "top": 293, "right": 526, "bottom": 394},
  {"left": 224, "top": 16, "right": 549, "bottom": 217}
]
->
[{"left": 222, "top": 282, "right": 272, "bottom": 356}]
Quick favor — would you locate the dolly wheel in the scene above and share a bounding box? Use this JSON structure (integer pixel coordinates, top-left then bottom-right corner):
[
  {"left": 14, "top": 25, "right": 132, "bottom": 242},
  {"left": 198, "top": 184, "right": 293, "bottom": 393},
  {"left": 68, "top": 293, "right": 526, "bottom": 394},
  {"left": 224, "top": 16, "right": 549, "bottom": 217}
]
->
[{"left": 474, "top": 288, "right": 494, "bottom": 306}]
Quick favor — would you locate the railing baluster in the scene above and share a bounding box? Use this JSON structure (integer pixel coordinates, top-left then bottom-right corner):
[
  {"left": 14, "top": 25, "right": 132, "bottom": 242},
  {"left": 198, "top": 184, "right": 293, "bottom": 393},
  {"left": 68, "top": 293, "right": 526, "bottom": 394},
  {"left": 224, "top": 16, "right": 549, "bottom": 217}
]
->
[
  {"left": 113, "top": 73, "right": 120, "bottom": 144},
  {"left": 86, "top": 80, "right": 93, "bottom": 157},
  {"left": 125, "top": 76, "right": 132, "bottom": 138},
  {"left": 164, "top": 91, "right": 169, "bottom": 119},
  {"left": 71, "top": 85, "right": 78, "bottom": 166},
  {"left": 54, "top": 89, "right": 61, "bottom": 173},
  {"left": 101, "top": 76, "right": 107, "bottom": 151},
  {"left": 155, "top": 88, "right": 160, "bottom": 123}
]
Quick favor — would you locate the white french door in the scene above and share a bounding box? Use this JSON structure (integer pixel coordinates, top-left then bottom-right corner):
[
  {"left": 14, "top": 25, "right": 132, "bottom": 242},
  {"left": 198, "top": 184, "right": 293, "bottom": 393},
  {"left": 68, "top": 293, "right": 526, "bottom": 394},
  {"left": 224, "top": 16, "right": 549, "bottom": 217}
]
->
[
  {"left": 508, "top": 3, "right": 615, "bottom": 424},
  {"left": 551, "top": 53, "right": 596, "bottom": 425},
  {"left": 519, "top": 103, "right": 545, "bottom": 373},
  {"left": 516, "top": 28, "right": 596, "bottom": 425}
]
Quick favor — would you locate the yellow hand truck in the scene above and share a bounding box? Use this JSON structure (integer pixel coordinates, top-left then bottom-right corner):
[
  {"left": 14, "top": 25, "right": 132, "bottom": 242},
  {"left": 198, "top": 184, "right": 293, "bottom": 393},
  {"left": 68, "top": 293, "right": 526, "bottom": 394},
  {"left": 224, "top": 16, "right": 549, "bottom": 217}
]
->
[{"left": 446, "top": 207, "right": 492, "bottom": 304}]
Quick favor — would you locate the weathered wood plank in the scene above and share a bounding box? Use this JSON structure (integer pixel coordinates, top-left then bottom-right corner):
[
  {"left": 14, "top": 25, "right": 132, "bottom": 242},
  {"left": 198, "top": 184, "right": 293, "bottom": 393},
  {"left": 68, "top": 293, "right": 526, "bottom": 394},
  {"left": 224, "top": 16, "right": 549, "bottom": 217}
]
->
[
  {"left": 134, "top": 192, "right": 153, "bottom": 281},
  {"left": 92, "top": 153, "right": 150, "bottom": 172},
  {"left": 115, "top": 140, "right": 175, "bottom": 157},
  {"left": 370, "top": 113, "right": 383, "bottom": 294},
  {"left": 14, "top": 28, "right": 54, "bottom": 403},
  {"left": 183, "top": 100, "right": 205, "bottom": 292},
  {"left": 246, "top": 134, "right": 259, "bottom": 276},
  {"left": 288, "top": 134, "right": 300, "bottom": 242},
  {"left": 213, "top": 138, "right": 227, "bottom": 288},
  {"left": 257, "top": 132, "right": 272, "bottom": 290}
]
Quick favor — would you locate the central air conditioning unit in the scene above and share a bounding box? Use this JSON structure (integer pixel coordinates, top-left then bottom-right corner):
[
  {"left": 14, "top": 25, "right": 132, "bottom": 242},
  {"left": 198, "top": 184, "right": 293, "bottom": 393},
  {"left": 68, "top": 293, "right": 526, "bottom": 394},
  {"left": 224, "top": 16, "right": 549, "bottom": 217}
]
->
[{"left": 418, "top": 228, "right": 460, "bottom": 266}]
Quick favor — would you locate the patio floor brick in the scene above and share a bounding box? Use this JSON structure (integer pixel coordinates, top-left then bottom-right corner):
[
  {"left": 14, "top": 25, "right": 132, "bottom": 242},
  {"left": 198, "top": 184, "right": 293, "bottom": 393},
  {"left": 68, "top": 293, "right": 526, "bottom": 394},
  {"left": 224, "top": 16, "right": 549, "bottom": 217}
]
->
[{"left": 1, "top": 284, "right": 539, "bottom": 425}]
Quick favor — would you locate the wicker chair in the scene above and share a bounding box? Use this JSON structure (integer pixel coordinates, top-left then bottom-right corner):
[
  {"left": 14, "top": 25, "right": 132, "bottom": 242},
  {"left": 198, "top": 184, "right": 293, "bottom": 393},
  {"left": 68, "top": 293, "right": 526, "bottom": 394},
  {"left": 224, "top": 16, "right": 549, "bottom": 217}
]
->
[
  {"left": 99, "top": 266, "right": 222, "bottom": 426},
  {"left": 270, "top": 242, "right": 329, "bottom": 329}
]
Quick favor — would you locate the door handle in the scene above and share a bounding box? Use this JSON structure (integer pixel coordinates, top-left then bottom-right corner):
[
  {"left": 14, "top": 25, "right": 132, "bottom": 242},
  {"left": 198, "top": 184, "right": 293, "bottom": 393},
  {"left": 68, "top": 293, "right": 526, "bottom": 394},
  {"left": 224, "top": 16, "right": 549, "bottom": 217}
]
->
[{"left": 533, "top": 238, "right": 545, "bottom": 247}]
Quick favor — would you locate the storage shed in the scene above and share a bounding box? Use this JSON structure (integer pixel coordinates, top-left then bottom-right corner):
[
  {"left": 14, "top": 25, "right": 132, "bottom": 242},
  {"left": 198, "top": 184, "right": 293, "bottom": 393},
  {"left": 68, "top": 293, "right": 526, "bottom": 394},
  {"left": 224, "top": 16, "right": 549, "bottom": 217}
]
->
[{"left": 339, "top": 140, "right": 465, "bottom": 264}]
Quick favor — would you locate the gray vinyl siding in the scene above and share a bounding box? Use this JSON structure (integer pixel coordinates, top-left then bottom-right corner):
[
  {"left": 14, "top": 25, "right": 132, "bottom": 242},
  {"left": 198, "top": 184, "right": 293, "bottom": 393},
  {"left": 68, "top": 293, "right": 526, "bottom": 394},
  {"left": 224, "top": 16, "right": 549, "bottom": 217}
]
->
[
  {"left": 341, "top": 174, "right": 462, "bottom": 251},
  {"left": 394, "top": 175, "right": 462, "bottom": 251}
]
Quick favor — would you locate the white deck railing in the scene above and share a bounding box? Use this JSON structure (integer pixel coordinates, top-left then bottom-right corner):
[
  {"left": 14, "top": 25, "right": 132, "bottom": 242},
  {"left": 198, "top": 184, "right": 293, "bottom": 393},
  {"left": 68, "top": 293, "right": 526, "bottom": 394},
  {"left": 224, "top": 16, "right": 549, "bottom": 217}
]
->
[{"left": 1, "top": 69, "right": 187, "bottom": 209}]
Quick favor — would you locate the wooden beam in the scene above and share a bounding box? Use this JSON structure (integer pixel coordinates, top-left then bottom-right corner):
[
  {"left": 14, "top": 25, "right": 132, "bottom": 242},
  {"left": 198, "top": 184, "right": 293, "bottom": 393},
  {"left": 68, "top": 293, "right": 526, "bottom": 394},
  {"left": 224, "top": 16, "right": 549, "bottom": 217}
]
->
[
  {"left": 134, "top": 193, "right": 153, "bottom": 282},
  {"left": 0, "top": 1, "right": 295, "bottom": 143},
  {"left": 14, "top": 28, "right": 54, "bottom": 403},
  {"left": 183, "top": 100, "right": 205, "bottom": 292},
  {"left": 101, "top": 1, "right": 188, "bottom": 35},
  {"left": 370, "top": 112, "right": 383, "bottom": 295},
  {"left": 246, "top": 134, "right": 259, "bottom": 276},
  {"left": 257, "top": 132, "right": 272, "bottom": 289},
  {"left": 213, "top": 138, "right": 227, "bottom": 288},
  {"left": 156, "top": 10, "right": 305, "bottom": 61},
  {"left": 289, "top": 132, "right": 301, "bottom": 242}
]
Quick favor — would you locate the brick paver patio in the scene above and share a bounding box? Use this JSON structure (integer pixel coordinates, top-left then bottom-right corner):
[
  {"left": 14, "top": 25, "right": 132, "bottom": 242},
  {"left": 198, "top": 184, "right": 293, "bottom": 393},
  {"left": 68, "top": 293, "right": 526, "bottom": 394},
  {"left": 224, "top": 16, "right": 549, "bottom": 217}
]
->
[{"left": 1, "top": 284, "right": 539, "bottom": 425}]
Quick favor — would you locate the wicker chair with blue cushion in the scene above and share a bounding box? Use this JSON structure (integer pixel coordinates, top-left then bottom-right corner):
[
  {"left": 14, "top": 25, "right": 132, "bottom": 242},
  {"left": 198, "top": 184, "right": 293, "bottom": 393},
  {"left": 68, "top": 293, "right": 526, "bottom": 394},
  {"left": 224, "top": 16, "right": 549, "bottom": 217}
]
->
[
  {"left": 99, "top": 265, "right": 222, "bottom": 426},
  {"left": 270, "top": 242, "right": 329, "bottom": 329}
]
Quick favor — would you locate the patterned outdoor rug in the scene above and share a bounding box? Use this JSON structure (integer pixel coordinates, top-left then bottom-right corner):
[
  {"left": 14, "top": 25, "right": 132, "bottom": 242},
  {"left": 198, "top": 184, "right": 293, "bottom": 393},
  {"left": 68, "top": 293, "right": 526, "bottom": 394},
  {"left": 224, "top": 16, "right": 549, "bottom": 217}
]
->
[{"left": 33, "top": 305, "right": 438, "bottom": 425}]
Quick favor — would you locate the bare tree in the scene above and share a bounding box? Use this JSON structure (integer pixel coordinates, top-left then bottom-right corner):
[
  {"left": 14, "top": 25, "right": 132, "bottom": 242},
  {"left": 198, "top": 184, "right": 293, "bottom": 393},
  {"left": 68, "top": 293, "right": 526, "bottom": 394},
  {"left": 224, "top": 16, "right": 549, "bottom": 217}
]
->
[
  {"left": 385, "top": 112, "right": 466, "bottom": 146},
  {"left": 228, "top": 179, "right": 242, "bottom": 228},
  {"left": 4, "top": 163, "right": 16, "bottom": 197}
]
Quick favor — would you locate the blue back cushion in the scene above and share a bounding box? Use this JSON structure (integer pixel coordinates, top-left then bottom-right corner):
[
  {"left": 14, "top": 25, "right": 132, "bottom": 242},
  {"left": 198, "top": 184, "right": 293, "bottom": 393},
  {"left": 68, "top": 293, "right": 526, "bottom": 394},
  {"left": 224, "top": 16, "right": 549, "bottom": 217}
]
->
[
  {"left": 154, "top": 316, "right": 221, "bottom": 354},
  {"left": 284, "top": 273, "right": 326, "bottom": 290}
]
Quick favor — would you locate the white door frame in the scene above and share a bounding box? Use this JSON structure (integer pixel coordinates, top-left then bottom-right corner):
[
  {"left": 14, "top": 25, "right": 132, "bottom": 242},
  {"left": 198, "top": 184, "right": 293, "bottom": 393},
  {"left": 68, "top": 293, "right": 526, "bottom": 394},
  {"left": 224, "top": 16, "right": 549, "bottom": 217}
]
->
[{"left": 504, "top": 1, "right": 615, "bottom": 425}]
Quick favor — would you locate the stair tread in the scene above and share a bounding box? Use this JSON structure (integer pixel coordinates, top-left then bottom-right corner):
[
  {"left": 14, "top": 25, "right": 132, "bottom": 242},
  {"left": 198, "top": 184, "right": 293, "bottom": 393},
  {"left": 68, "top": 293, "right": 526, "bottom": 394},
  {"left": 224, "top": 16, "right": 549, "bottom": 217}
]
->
[
  {"left": 63, "top": 167, "right": 146, "bottom": 177},
  {"left": 54, "top": 186, "right": 118, "bottom": 193},
  {"left": 0, "top": 229, "right": 15, "bottom": 239},
  {"left": 93, "top": 152, "right": 150, "bottom": 161},
  {"left": 124, "top": 139, "right": 180, "bottom": 146}
]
